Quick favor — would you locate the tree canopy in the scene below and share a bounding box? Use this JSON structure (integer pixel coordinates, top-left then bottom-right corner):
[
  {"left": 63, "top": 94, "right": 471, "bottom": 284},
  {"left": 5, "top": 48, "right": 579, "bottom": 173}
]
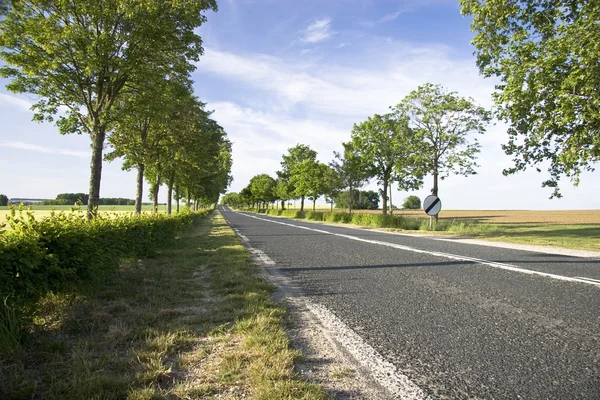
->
[
  {"left": 0, "top": 0, "right": 217, "bottom": 218},
  {"left": 393, "top": 83, "right": 490, "bottom": 200},
  {"left": 460, "top": 0, "right": 599, "bottom": 197}
]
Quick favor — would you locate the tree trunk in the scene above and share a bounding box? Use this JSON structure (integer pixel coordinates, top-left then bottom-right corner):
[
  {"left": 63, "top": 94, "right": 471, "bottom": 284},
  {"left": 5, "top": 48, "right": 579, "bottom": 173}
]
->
[
  {"left": 300, "top": 196, "right": 305, "bottom": 212},
  {"left": 152, "top": 175, "right": 160, "bottom": 214},
  {"left": 330, "top": 200, "right": 333, "bottom": 212},
  {"left": 187, "top": 191, "right": 191, "bottom": 209},
  {"left": 281, "top": 199, "right": 285, "bottom": 210},
  {"left": 167, "top": 170, "right": 175, "bottom": 215},
  {"left": 349, "top": 187, "right": 353, "bottom": 214},
  {"left": 135, "top": 163, "right": 145, "bottom": 215},
  {"left": 87, "top": 127, "right": 106, "bottom": 220},
  {"left": 175, "top": 185, "right": 180, "bottom": 213},
  {"left": 389, "top": 183, "right": 393, "bottom": 215},
  {"left": 382, "top": 178, "right": 388, "bottom": 215},
  {"left": 312, "top": 197, "right": 316, "bottom": 212}
]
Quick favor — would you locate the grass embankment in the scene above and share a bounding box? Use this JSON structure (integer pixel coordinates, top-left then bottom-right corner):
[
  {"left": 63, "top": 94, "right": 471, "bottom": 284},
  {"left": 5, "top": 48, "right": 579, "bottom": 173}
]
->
[
  {"left": 1, "top": 212, "right": 327, "bottom": 399},
  {"left": 246, "top": 209, "right": 600, "bottom": 252}
]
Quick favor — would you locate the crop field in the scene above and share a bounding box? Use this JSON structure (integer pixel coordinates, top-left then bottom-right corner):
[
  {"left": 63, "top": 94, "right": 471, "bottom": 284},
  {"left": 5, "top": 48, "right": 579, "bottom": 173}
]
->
[{"left": 282, "top": 206, "right": 600, "bottom": 225}]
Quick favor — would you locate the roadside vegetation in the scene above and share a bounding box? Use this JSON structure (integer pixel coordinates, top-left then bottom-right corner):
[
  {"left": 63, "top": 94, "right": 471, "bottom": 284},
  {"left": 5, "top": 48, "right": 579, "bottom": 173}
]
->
[
  {"left": 241, "top": 208, "right": 600, "bottom": 252},
  {"left": 1, "top": 212, "right": 327, "bottom": 399}
]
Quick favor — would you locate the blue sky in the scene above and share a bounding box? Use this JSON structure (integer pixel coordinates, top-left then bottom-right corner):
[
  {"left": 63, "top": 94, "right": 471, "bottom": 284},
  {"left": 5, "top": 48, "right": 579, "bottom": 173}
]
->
[{"left": 0, "top": 0, "right": 597, "bottom": 209}]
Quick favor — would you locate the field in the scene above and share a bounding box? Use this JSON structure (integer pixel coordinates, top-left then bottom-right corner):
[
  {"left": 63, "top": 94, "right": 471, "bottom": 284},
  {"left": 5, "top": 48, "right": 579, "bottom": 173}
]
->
[
  {"left": 265, "top": 207, "right": 600, "bottom": 252},
  {"left": 280, "top": 207, "right": 600, "bottom": 225},
  {"left": 0, "top": 204, "right": 169, "bottom": 220}
]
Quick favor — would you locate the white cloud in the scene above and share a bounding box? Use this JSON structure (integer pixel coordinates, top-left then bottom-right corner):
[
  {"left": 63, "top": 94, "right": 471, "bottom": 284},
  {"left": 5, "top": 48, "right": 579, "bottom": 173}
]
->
[
  {"left": 301, "top": 18, "right": 335, "bottom": 43},
  {"left": 0, "top": 93, "right": 33, "bottom": 112},
  {"left": 198, "top": 43, "right": 494, "bottom": 121},
  {"left": 0, "top": 140, "right": 89, "bottom": 158}
]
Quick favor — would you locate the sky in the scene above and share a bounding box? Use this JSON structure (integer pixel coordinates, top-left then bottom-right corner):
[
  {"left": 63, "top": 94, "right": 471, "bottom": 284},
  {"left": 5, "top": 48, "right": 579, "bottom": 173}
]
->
[{"left": 0, "top": 0, "right": 597, "bottom": 209}]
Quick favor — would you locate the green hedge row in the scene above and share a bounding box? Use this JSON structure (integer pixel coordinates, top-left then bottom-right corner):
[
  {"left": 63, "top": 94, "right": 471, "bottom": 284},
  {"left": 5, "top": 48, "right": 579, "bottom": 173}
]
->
[
  {"left": 0, "top": 208, "right": 209, "bottom": 307},
  {"left": 248, "top": 208, "right": 469, "bottom": 231}
]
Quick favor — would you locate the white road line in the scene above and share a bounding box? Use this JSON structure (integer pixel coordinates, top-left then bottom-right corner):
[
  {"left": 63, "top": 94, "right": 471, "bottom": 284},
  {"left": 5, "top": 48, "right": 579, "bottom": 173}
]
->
[
  {"left": 575, "top": 277, "right": 600, "bottom": 284},
  {"left": 234, "top": 211, "right": 600, "bottom": 288},
  {"left": 233, "top": 228, "right": 249, "bottom": 242},
  {"left": 244, "top": 237, "right": 428, "bottom": 400}
]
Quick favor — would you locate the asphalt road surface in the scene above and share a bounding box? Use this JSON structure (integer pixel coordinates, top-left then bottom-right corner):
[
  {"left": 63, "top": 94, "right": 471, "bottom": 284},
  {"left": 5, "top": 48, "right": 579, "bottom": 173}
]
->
[{"left": 219, "top": 207, "right": 600, "bottom": 399}]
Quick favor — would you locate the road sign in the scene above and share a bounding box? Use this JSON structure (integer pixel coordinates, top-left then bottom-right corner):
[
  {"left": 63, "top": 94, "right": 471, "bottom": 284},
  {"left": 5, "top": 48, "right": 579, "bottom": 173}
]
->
[{"left": 423, "top": 195, "right": 442, "bottom": 216}]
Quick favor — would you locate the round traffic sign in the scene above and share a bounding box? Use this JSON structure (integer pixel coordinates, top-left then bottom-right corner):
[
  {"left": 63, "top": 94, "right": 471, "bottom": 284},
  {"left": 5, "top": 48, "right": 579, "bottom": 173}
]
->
[{"left": 423, "top": 195, "right": 442, "bottom": 216}]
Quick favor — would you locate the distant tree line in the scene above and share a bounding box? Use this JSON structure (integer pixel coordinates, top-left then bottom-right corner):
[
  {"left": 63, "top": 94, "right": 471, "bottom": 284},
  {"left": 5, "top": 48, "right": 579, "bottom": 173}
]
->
[
  {"left": 40, "top": 193, "right": 144, "bottom": 206},
  {"left": 222, "top": 83, "right": 489, "bottom": 216}
]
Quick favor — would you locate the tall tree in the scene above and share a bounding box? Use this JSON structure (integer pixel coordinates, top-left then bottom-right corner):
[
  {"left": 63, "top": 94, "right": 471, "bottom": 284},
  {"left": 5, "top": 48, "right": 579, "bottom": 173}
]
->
[
  {"left": 331, "top": 143, "right": 369, "bottom": 214},
  {"left": 0, "top": 0, "right": 216, "bottom": 218},
  {"left": 249, "top": 174, "right": 277, "bottom": 209},
  {"left": 350, "top": 113, "right": 423, "bottom": 215},
  {"left": 280, "top": 144, "right": 317, "bottom": 212},
  {"left": 460, "top": 0, "right": 600, "bottom": 198},
  {"left": 290, "top": 161, "right": 328, "bottom": 212},
  {"left": 393, "top": 83, "right": 490, "bottom": 204}
]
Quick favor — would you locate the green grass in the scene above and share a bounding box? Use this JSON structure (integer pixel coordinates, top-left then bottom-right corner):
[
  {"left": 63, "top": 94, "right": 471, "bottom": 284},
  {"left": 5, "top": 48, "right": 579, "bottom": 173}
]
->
[
  {"left": 0, "top": 212, "right": 327, "bottom": 399},
  {"left": 249, "top": 209, "right": 600, "bottom": 252}
]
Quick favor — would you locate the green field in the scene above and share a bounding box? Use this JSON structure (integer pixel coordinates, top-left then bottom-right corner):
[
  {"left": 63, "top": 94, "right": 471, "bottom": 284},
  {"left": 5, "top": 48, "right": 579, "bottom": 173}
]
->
[{"left": 0, "top": 204, "right": 169, "bottom": 220}]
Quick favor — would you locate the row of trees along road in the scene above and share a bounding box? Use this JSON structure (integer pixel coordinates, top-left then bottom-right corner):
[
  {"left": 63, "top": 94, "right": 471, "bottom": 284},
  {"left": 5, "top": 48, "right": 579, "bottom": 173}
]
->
[
  {"left": 223, "top": 83, "right": 490, "bottom": 216},
  {"left": 0, "top": 0, "right": 232, "bottom": 219},
  {"left": 226, "top": 2, "right": 600, "bottom": 209}
]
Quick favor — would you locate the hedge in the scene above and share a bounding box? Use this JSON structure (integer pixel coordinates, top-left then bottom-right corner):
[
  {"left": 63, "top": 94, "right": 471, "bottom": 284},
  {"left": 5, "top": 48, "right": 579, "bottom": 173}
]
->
[{"left": 0, "top": 208, "right": 209, "bottom": 308}]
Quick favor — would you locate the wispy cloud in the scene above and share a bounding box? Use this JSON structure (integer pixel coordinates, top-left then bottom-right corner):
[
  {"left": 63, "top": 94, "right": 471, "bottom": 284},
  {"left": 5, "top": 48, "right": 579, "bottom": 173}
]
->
[
  {"left": 0, "top": 93, "right": 33, "bottom": 112},
  {"left": 301, "top": 18, "right": 335, "bottom": 43},
  {"left": 198, "top": 42, "right": 494, "bottom": 121},
  {"left": 0, "top": 141, "right": 89, "bottom": 158}
]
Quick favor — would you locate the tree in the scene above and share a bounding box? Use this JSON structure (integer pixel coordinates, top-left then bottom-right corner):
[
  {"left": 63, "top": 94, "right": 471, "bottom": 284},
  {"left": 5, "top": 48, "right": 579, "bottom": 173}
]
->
[
  {"left": 0, "top": 0, "right": 216, "bottom": 219},
  {"left": 393, "top": 83, "right": 490, "bottom": 203},
  {"left": 322, "top": 165, "right": 342, "bottom": 212},
  {"left": 291, "top": 161, "right": 329, "bottom": 212},
  {"left": 330, "top": 143, "right": 369, "bottom": 214},
  {"left": 460, "top": 0, "right": 600, "bottom": 198},
  {"left": 350, "top": 113, "right": 423, "bottom": 215},
  {"left": 280, "top": 144, "right": 318, "bottom": 212},
  {"left": 402, "top": 195, "right": 421, "bottom": 210},
  {"left": 249, "top": 174, "right": 277, "bottom": 208},
  {"left": 0, "top": 194, "right": 8, "bottom": 206},
  {"left": 334, "top": 190, "right": 379, "bottom": 210}
]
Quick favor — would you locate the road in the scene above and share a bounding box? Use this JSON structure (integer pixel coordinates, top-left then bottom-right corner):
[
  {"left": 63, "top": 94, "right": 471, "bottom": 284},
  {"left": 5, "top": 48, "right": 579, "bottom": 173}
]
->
[{"left": 219, "top": 207, "right": 600, "bottom": 399}]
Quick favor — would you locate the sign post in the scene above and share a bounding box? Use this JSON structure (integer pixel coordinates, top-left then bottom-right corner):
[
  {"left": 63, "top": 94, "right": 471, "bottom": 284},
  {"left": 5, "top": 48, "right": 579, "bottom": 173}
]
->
[{"left": 422, "top": 195, "right": 442, "bottom": 230}]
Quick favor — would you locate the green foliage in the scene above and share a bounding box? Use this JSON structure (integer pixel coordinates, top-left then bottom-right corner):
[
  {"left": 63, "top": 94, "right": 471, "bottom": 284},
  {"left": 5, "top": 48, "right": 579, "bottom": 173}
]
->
[
  {"left": 249, "top": 174, "right": 277, "bottom": 204},
  {"left": 0, "top": 194, "right": 8, "bottom": 206},
  {"left": 460, "top": 0, "right": 599, "bottom": 198},
  {"left": 350, "top": 113, "right": 423, "bottom": 214},
  {"left": 330, "top": 142, "right": 370, "bottom": 212},
  {"left": 56, "top": 193, "right": 89, "bottom": 205},
  {"left": 334, "top": 190, "right": 379, "bottom": 210},
  {"left": 0, "top": 207, "right": 208, "bottom": 311},
  {"left": 393, "top": 83, "right": 490, "bottom": 198},
  {"left": 0, "top": 0, "right": 217, "bottom": 217},
  {"left": 402, "top": 195, "right": 421, "bottom": 210}
]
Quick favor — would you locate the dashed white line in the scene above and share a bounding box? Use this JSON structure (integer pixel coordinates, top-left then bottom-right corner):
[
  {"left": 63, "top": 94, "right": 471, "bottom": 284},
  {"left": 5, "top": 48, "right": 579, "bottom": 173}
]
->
[{"left": 234, "top": 211, "right": 600, "bottom": 288}]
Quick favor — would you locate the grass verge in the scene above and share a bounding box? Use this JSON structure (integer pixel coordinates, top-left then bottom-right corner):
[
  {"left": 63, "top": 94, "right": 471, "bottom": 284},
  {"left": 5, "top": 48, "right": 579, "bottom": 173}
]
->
[
  {"left": 243, "top": 209, "right": 600, "bottom": 252},
  {"left": 0, "top": 212, "right": 327, "bottom": 399}
]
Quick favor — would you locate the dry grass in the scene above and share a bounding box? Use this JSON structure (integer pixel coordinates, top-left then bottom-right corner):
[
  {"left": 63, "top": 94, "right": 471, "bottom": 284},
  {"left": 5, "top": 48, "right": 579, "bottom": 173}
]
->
[{"left": 0, "top": 212, "right": 327, "bottom": 399}]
